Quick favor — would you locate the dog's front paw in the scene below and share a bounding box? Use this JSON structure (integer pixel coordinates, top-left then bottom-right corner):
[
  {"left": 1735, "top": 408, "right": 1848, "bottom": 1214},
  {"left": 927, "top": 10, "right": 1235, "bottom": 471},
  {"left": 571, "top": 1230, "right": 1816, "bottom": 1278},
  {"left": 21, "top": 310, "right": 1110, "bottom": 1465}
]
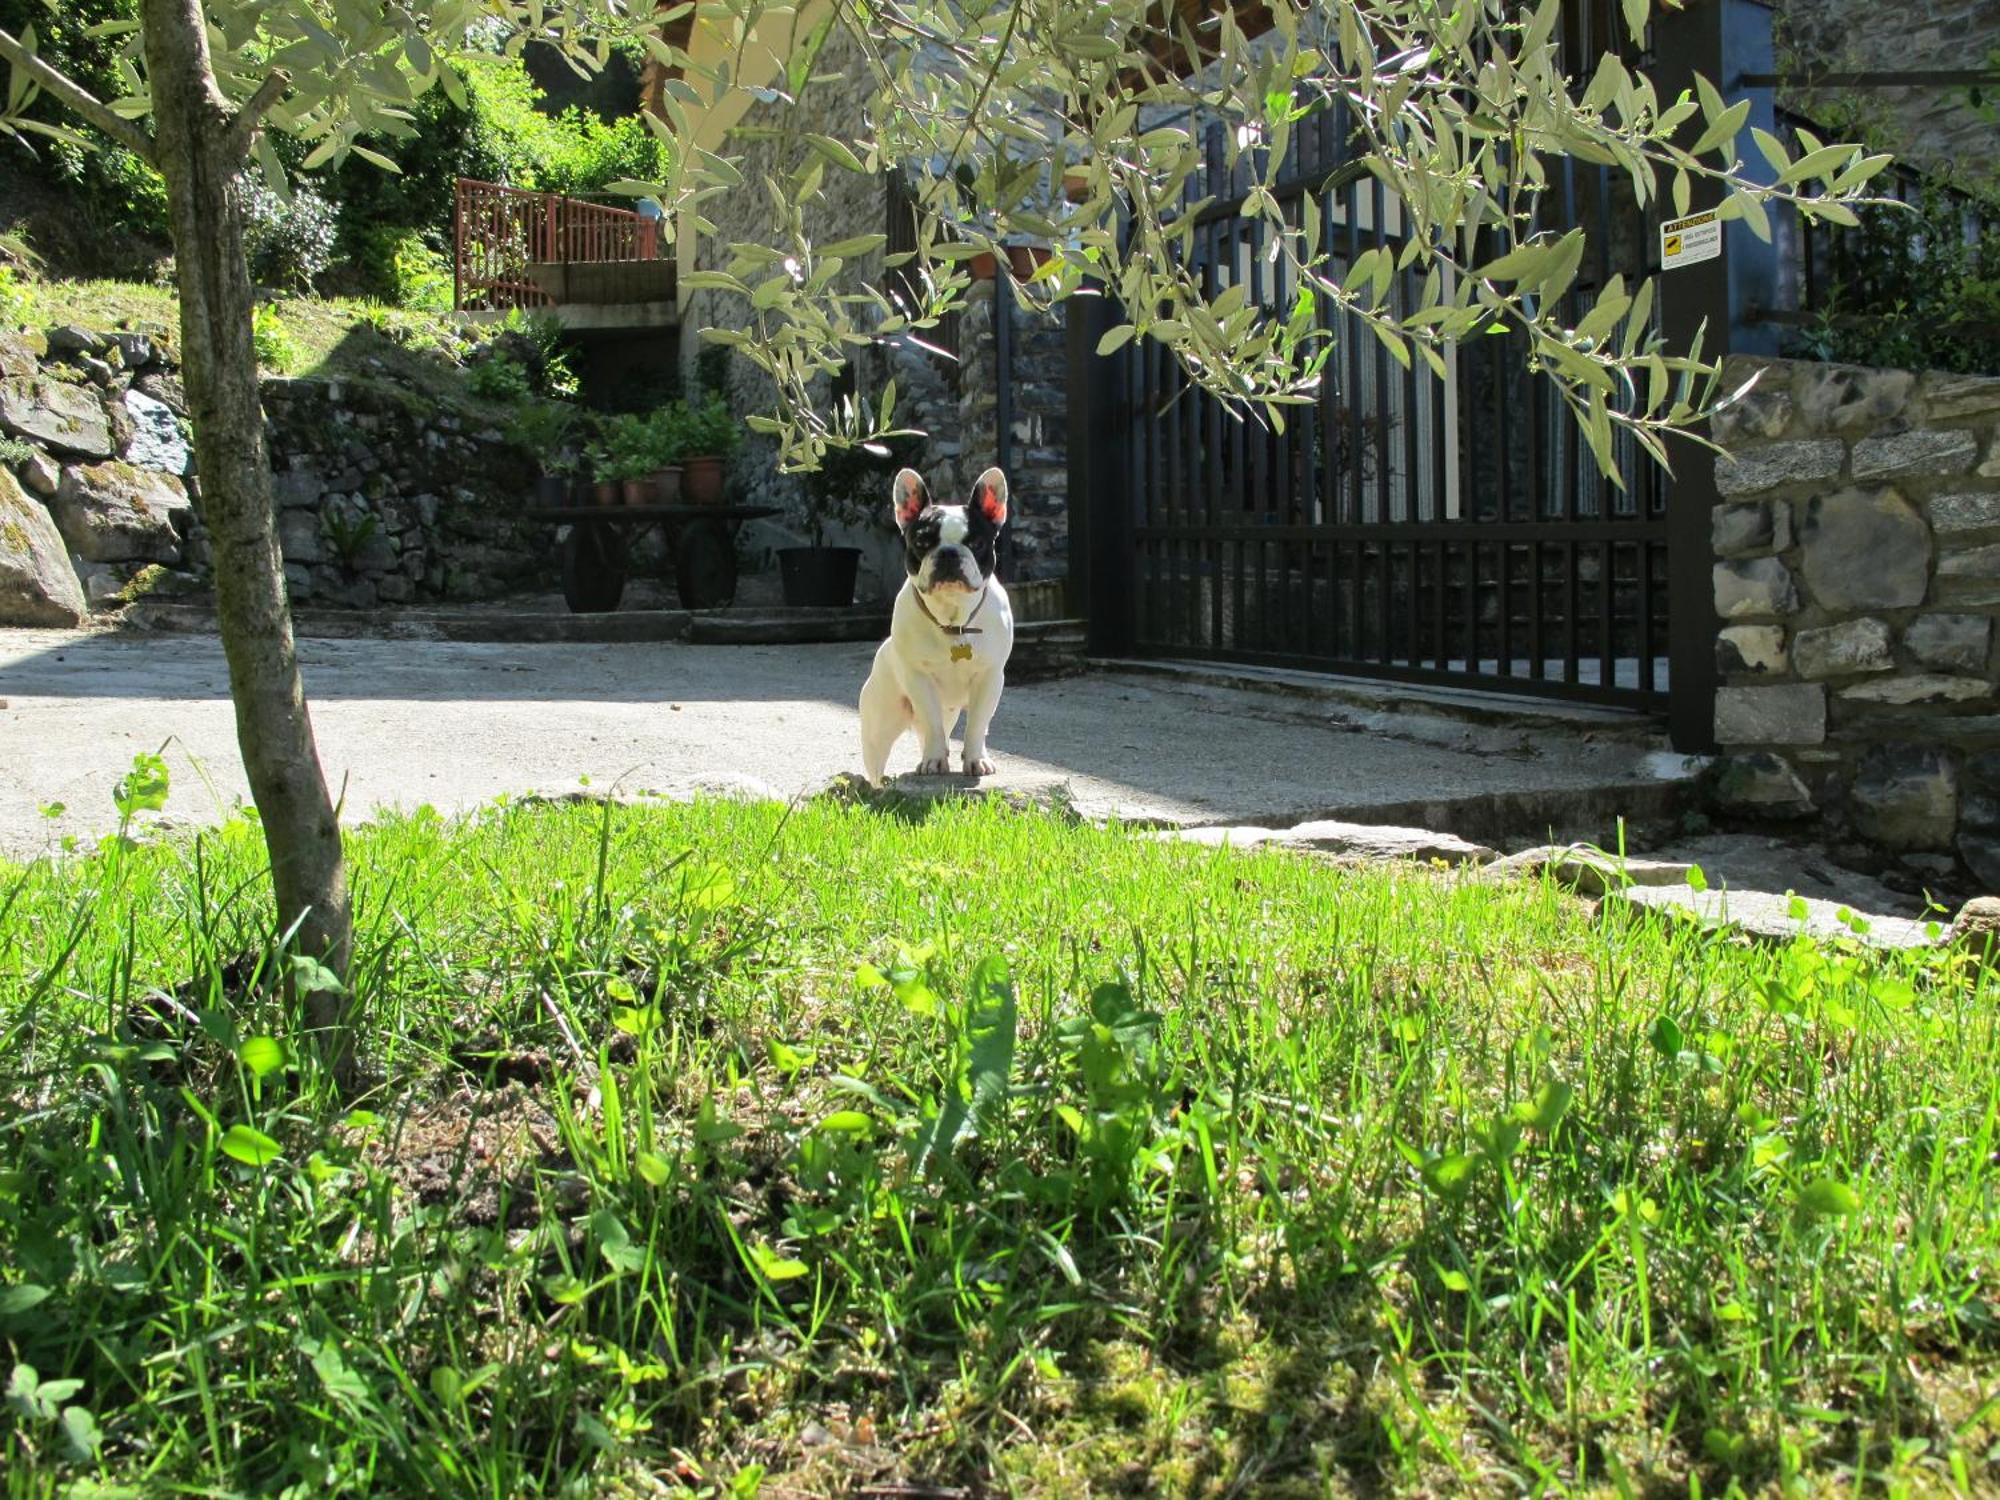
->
[
  {"left": 962, "top": 754, "right": 995, "bottom": 777},
  {"left": 915, "top": 755, "right": 953, "bottom": 776}
]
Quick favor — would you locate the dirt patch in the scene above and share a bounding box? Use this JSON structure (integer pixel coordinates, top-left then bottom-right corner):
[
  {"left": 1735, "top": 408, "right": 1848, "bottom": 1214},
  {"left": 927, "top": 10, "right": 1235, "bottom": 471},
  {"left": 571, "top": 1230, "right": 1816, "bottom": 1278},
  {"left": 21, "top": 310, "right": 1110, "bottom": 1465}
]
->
[{"left": 360, "top": 1082, "right": 575, "bottom": 1228}]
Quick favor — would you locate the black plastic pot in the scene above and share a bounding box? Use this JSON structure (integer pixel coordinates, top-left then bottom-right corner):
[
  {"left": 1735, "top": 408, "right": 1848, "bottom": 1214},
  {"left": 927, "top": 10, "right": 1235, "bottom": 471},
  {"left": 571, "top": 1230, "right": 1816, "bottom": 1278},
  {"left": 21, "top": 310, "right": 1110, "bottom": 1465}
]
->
[
  {"left": 534, "top": 474, "right": 569, "bottom": 506},
  {"left": 777, "top": 546, "right": 862, "bottom": 607}
]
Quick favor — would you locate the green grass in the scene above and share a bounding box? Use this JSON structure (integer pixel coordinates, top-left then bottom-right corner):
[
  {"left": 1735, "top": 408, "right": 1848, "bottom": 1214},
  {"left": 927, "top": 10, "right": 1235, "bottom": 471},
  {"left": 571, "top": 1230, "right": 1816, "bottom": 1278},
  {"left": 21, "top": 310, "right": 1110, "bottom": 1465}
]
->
[{"left": 1, "top": 789, "right": 1996, "bottom": 1497}]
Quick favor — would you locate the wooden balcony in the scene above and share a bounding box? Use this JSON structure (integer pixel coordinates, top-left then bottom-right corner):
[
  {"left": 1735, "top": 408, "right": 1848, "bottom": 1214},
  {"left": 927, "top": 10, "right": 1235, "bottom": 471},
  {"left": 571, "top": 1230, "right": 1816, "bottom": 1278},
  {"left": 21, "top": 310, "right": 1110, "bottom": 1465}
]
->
[{"left": 453, "top": 178, "right": 677, "bottom": 330}]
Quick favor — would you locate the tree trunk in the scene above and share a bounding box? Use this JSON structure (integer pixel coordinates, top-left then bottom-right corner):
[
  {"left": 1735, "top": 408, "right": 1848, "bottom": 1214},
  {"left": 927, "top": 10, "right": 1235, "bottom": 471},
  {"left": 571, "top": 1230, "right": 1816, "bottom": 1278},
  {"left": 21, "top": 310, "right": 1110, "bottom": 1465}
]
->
[{"left": 140, "top": 0, "right": 354, "bottom": 1071}]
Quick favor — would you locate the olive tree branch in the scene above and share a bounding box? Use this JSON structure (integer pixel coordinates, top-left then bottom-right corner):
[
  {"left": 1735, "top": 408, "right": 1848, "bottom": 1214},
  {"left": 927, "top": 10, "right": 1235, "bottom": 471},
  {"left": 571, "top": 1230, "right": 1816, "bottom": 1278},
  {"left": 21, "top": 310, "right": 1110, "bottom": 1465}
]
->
[{"left": 0, "top": 25, "right": 157, "bottom": 163}]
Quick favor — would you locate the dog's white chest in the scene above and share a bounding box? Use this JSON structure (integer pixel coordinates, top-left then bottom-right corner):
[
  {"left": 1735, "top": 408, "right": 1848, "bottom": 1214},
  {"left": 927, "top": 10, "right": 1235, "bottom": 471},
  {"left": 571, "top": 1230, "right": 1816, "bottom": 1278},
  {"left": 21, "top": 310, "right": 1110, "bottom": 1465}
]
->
[{"left": 888, "top": 584, "right": 1013, "bottom": 682}]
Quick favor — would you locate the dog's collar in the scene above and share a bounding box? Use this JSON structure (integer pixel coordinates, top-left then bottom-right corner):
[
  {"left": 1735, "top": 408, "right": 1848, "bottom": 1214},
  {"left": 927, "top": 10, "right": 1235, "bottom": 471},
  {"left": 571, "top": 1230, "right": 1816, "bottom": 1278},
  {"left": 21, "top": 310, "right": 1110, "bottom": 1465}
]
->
[{"left": 913, "top": 583, "right": 989, "bottom": 637}]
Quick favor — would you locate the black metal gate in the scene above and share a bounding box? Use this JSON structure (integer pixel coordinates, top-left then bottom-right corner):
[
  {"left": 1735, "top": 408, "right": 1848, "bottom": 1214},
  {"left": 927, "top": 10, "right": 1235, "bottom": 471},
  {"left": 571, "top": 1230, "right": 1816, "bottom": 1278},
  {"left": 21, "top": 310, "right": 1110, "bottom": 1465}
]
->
[{"left": 1067, "top": 5, "right": 1683, "bottom": 712}]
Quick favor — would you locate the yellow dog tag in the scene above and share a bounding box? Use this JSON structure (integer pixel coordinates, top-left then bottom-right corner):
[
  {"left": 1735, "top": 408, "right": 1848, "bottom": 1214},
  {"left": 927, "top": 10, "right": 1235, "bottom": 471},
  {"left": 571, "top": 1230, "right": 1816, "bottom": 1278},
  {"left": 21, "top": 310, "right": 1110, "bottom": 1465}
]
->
[{"left": 950, "top": 643, "right": 974, "bottom": 662}]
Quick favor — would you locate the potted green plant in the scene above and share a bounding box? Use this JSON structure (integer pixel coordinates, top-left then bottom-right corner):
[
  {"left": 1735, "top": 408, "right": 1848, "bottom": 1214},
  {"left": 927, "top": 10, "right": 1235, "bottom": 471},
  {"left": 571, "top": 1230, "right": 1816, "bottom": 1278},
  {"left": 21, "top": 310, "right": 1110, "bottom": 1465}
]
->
[
  {"left": 673, "top": 395, "right": 740, "bottom": 505},
  {"left": 601, "top": 414, "right": 660, "bottom": 506},
  {"left": 508, "top": 400, "right": 583, "bottom": 506},
  {"left": 783, "top": 435, "right": 921, "bottom": 607},
  {"left": 587, "top": 443, "right": 623, "bottom": 507},
  {"left": 638, "top": 406, "right": 683, "bottom": 503}
]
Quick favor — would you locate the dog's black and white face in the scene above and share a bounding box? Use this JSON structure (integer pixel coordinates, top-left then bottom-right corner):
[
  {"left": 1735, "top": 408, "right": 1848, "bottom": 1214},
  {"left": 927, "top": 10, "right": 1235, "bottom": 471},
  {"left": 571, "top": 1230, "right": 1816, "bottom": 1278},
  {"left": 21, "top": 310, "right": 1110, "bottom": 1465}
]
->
[{"left": 893, "top": 467, "right": 1009, "bottom": 595}]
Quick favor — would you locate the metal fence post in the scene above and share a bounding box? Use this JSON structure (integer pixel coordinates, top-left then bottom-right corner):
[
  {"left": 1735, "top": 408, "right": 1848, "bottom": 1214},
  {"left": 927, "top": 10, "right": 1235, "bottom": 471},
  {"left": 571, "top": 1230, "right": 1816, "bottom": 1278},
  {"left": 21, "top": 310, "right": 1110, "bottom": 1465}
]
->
[
  {"left": 994, "top": 271, "right": 1017, "bottom": 582},
  {"left": 1066, "top": 287, "right": 1133, "bottom": 652},
  {"left": 1651, "top": 0, "right": 1781, "bottom": 753}
]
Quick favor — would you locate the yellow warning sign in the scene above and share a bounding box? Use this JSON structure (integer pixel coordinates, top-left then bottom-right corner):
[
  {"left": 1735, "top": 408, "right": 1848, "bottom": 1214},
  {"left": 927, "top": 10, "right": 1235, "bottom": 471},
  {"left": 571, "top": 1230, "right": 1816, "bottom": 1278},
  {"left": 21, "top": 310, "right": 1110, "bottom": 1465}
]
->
[{"left": 1660, "top": 211, "right": 1721, "bottom": 270}]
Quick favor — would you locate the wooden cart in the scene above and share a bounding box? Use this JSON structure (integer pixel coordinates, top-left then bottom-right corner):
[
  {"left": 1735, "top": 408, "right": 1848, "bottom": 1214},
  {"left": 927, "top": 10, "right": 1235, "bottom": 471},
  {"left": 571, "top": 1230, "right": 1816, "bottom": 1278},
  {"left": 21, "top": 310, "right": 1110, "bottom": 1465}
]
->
[{"left": 528, "top": 504, "right": 777, "bottom": 613}]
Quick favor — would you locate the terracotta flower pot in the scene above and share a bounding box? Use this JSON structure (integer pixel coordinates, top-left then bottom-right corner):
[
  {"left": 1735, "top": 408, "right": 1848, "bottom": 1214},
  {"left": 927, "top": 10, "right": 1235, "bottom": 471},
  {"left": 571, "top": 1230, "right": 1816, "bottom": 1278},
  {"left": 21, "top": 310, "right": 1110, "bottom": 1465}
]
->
[
  {"left": 681, "top": 454, "right": 725, "bottom": 505},
  {"left": 646, "top": 465, "right": 684, "bottom": 504},
  {"left": 968, "top": 250, "right": 999, "bottom": 281},
  {"left": 621, "top": 477, "right": 657, "bottom": 507},
  {"left": 591, "top": 480, "right": 621, "bottom": 507}
]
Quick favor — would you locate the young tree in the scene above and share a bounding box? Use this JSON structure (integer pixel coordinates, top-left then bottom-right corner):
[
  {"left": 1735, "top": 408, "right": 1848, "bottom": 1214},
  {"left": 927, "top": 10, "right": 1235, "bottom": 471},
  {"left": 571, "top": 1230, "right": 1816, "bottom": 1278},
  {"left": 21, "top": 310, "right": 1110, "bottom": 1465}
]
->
[
  {"left": 0, "top": 0, "right": 1885, "bottom": 1068},
  {"left": 0, "top": 1, "right": 649, "bottom": 1076}
]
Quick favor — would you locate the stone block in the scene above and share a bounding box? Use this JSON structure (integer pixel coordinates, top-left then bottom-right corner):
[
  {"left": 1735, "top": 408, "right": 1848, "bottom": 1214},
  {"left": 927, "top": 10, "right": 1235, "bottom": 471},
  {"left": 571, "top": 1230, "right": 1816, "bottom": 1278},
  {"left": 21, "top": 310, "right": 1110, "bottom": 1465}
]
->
[
  {"left": 0, "top": 467, "right": 88, "bottom": 626},
  {"left": 1717, "top": 624, "right": 1788, "bottom": 676},
  {"left": 1713, "top": 367, "right": 1795, "bottom": 443},
  {"left": 1939, "top": 545, "right": 2000, "bottom": 581},
  {"left": 272, "top": 469, "right": 326, "bottom": 510},
  {"left": 52, "top": 461, "right": 192, "bottom": 564},
  {"left": 1840, "top": 674, "right": 1992, "bottom": 705},
  {"left": 116, "top": 388, "right": 190, "bottom": 476},
  {"left": 276, "top": 509, "right": 324, "bottom": 564},
  {"left": 108, "top": 332, "right": 156, "bottom": 370},
  {"left": 1714, "top": 556, "right": 1799, "bottom": 619},
  {"left": 44, "top": 324, "right": 106, "bottom": 357},
  {"left": 1905, "top": 613, "right": 1991, "bottom": 675},
  {"left": 0, "top": 331, "right": 39, "bottom": 380},
  {"left": 1799, "top": 488, "right": 1930, "bottom": 610},
  {"left": 1707, "top": 751, "right": 1815, "bottom": 818},
  {"left": 1611, "top": 884, "right": 1940, "bottom": 949},
  {"left": 1851, "top": 745, "right": 1958, "bottom": 851},
  {"left": 1797, "top": 364, "right": 1915, "bottom": 434},
  {"left": 0, "top": 377, "right": 112, "bottom": 458},
  {"left": 1793, "top": 616, "right": 1893, "bottom": 679},
  {"left": 1922, "top": 373, "right": 2000, "bottom": 422},
  {"left": 1714, "top": 439, "right": 1845, "bottom": 497},
  {"left": 1274, "top": 821, "right": 1497, "bottom": 865},
  {"left": 1851, "top": 428, "right": 1979, "bottom": 483},
  {"left": 1929, "top": 491, "right": 2000, "bottom": 535},
  {"left": 1958, "top": 751, "right": 2000, "bottom": 889},
  {"left": 1482, "top": 845, "right": 1694, "bottom": 896},
  {"left": 1715, "top": 683, "right": 1826, "bottom": 746},
  {"left": 18, "top": 450, "right": 59, "bottom": 497},
  {"left": 1712, "top": 502, "right": 1777, "bottom": 557}
]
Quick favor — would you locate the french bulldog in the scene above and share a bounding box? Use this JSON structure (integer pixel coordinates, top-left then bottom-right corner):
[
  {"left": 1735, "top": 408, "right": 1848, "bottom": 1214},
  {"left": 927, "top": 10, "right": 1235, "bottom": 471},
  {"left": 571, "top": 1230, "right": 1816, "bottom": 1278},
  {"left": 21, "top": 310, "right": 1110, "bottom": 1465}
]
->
[{"left": 860, "top": 466, "right": 1015, "bottom": 785}]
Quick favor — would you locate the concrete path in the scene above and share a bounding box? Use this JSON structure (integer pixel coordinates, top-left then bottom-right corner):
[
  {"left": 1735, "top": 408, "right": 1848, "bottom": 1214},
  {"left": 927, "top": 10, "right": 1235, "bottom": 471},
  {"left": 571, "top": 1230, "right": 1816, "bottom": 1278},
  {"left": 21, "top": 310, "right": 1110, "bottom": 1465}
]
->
[{"left": 0, "top": 626, "right": 1703, "bottom": 861}]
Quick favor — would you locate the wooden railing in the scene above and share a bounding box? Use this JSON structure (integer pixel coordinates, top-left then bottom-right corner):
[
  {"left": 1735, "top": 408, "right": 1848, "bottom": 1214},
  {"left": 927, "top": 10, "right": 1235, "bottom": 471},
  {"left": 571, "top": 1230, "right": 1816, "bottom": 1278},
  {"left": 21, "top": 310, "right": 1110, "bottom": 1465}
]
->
[{"left": 453, "top": 178, "right": 661, "bottom": 312}]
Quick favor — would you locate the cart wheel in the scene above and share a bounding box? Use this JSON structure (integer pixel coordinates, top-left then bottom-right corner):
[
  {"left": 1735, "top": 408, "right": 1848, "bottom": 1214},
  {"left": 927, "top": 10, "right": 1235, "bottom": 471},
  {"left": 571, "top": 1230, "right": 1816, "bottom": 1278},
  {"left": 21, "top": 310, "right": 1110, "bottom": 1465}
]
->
[
  {"left": 675, "top": 519, "right": 738, "bottom": 610},
  {"left": 560, "top": 523, "right": 627, "bottom": 613}
]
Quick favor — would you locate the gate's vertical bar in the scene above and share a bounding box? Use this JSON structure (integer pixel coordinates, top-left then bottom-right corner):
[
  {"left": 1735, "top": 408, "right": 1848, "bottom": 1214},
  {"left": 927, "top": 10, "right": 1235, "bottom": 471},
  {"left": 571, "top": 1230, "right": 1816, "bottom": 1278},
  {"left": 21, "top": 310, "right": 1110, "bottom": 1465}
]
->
[
  {"left": 1652, "top": 0, "right": 1781, "bottom": 750},
  {"left": 994, "top": 269, "right": 1017, "bottom": 584},
  {"left": 1068, "top": 286, "right": 1133, "bottom": 655}
]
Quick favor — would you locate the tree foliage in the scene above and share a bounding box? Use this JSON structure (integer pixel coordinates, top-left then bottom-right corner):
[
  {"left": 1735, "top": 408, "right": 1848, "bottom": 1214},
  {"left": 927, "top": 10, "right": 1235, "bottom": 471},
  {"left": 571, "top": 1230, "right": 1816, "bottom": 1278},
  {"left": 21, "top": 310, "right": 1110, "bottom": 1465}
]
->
[{"left": 4, "top": 1, "right": 1890, "bottom": 476}]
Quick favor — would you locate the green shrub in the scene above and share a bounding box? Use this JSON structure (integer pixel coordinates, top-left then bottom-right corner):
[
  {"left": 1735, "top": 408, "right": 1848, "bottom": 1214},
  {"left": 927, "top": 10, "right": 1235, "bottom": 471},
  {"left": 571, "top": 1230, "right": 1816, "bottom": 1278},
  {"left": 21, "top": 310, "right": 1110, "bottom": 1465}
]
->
[
  {"left": 0, "top": 0, "right": 170, "bottom": 250},
  {"left": 0, "top": 435, "right": 36, "bottom": 467},
  {"left": 465, "top": 354, "right": 532, "bottom": 403},
  {"left": 357, "top": 228, "right": 454, "bottom": 312},
  {"left": 0, "top": 265, "right": 26, "bottom": 328},
  {"left": 497, "top": 309, "right": 580, "bottom": 398},
  {"left": 241, "top": 180, "right": 340, "bottom": 291},
  {"left": 672, "top": 394, "right": 741, "bottom": 459},
  {"left": 1791, "top": 184, "right": 2000, "bottom": 376},
  {"left": 251, "top": 304, "right": 301, "bottom": 372}
]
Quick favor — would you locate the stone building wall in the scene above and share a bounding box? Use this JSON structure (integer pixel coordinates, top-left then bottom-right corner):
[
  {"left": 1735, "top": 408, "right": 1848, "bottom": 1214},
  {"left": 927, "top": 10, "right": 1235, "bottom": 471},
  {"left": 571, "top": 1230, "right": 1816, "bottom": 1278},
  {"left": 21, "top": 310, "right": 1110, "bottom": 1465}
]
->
[
  {"left": 1773, "top": 0, "right": 2000, "bottom": 191},
  {"left": 683, "top": 26, "right": 1072, "bottom": 597},
  {"left": 1706, "top": 354, "right": 2000, "bottom": 885},
  {"left": 0, "top": 322, "right": 551, "bottom": 625}
]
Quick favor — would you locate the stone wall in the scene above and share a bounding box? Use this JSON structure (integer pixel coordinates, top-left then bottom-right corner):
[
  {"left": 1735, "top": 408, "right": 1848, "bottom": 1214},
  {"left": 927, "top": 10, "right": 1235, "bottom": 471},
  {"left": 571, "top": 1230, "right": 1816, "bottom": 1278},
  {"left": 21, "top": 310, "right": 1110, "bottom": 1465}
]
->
[
  {"left": 1774, "top": 0, "right": 2000, "bottom": 192},
  {"left": 261, "top": 379, "right": 545, "bottom": 608},
  {"left": 0, "top": 321, "right": 551, "bottom": 625},
  {"left": 1707, "top": 354, "right": 2000, "bottom": 885}
]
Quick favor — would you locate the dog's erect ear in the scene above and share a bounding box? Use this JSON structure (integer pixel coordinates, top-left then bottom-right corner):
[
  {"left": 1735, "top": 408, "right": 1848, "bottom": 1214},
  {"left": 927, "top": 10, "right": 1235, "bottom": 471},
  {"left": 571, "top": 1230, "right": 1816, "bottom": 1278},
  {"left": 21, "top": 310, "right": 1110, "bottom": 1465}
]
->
[
  {"left": 969, "top": 467, "right": 1009, "bottom": 527},
  {"left": 891, "top": 468, "right": 930, "bottom": 528}
]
